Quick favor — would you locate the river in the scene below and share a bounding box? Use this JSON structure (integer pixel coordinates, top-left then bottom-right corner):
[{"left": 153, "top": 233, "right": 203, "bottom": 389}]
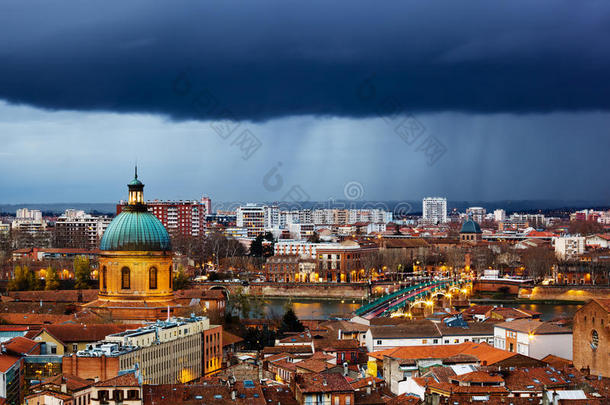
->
[{"left": 259, "top": 298, "right": 581, "bottom": 321}]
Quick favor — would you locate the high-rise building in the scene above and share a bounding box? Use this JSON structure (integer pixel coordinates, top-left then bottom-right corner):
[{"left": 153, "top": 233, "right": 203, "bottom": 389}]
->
[
  {"left": 54, "top": 209, "right": 112, "bottom": 249},
  {"left": 493, "top": 209, "right": 506, "bottom": 222},
  {"left": 236, "top": 204, "right": 266, "bottom": 237},
  {"left": 117, "top": 196, "right": 210, "bottom": 237},
  {"left": 12, "top": 208, "right": 47, "bottom": 234},
  {"left": 422, "top": 197, "right": 447, "bottom": 224}
]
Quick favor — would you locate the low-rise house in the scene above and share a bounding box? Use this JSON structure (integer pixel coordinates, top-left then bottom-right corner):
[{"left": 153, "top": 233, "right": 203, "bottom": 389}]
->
[
  {"left": 293, "top": 373, "right": 355, "bottom": 405},
  {"left": 27, "top": 374, "right": 92, "bottom": 405},
  {"left": 319, "top": 321, "right": 369, "bottom": 346},
  {"left": 85, "top": 372, "right": 141, "bottom": 405},
  {"left": 142, "top": 380, "right": 267, "bottom": 405},
  {"left": 315, "top": 339, "right": 360, "bottom": 365},
  {"left": 28, "top": 324, "right": 136, "bottom": 355},
  {"left": 493, "top": 319, "right": 572, "bottom": 360},
  {"left": 365, "top": 321, "right": 442, "bottom": 352},
  {"left": 262, "top": 345, "right": 313, "bottom": 359}
]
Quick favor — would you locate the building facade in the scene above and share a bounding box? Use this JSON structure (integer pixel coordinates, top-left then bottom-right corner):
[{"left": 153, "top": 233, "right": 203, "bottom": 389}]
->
[
  {"left": 572, "top": 299, "right": 610, "bottom": 378},
  {"left": 422, "top": 198, "right": 447, "bottom": 224},
  {"left": 54, "top": 209, "right": 112, "bottom": 250},
  {"left": 117, "top": 197, "right": 210, "bottom": 238}
]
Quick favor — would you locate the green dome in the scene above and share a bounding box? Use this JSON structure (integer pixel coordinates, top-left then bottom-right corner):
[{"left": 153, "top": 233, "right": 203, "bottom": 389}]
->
[
  {"left": 460, "top": 219, "right": 482, "bottom": 234},
  {"left": 100, "top": 209, "right": 171, "bottom": 251}
]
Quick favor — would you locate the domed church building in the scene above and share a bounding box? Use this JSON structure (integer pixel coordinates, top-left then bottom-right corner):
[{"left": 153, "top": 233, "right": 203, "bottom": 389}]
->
[{"left": 83, "top": 169, "right": 184, "bottom": 321}]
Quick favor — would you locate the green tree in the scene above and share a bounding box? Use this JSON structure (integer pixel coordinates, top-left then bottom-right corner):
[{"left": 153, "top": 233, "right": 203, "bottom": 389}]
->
[
  {"left": 8, "top": 265, "right": 34, "bottom": 291},
  {"left": 173, "top": 266, "right": 190, "bottom": 290},
  {"left": 279, "top": 307, "right": 304, "bottom": 335},
  {"left": 45, "top": 266, "right": 60, "bottom": 290},
  {"left": 74, "top": 256, "right": 92, "bottom": 289}
]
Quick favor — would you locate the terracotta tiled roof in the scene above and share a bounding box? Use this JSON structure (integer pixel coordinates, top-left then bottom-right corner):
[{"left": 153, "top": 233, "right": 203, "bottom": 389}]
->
[
  {"left": 370, "top": 320, "right": 441, "bottom": 339},
  {"left": 143, "top": 382, "right": 267, "bottom": 405},
  {"left": 32, "top": 373, "right": 93, "bottom": 392},
  {"left": 385, "top": 394, "right": 421, "bottom": 405},
  {"left": 350, "top": 377, "right": 384, "bottom": 390},
  {"left": 222, "top": 331, "right": 244, "bottom": 346},
  {"left": 315, "top": 338, "right": 359, "bottom": 351},
  {"left": 452, "top": 370, "right": 504, "bottom": 384},
  {"left": 319, "top": 320, "right": 369, "bottom": 333},
  {"left": 494, "top": 319, "right": 571, "bottom": 335},
  {"left": 296, "top": 373, "right": 354, "bottom": 393},
  {"left": 428, "top": 381, "right": 508, "bottom": 394},
  {"left": 35, "top": 324, "right": 138, "bottom": 344},
  {"left": 95, "top": 372, "right": 139, "bottom": 387},
  {"left": 2, "top": 336, "right": 38, "bottom": 355},
  {"left": 271, "top": 360, "right": 297, "bottom": 372},
  {"left": 26, "top": 390, "right": 73, "bottom": 401},
  {"left": 0, "top": 354, "right": 20, "bottom": 373},
  {"left": 262, "top": 345, "right": 313, "bottom": 355},
  {"left": 369, "top": 342, "right": 515, "bottom": 365},
  {"left": 592, "top": 298, "right": 610, "bottom": 313},
  {"left": 279, "top": 333, "right": 312, "bottom": 344},
  {"left": 295, "top": 359, "right": 334, "bottom": 373},
  {"left": 502, "top": 366, "right": 576, "bottom": 392},
  {"left": 265, "top": 352, "right": 293, "bottom": 362},
  {"left": 310, "top": 352, "right": 335, "bottom": 361},
  {"left": 8, "top": 289, "right": 98, "bottom": 302},
  {"left": 541, "top": 354, "right": 573, "bottom": 368},
  {"left": 0, "top": 313, "right": 72, "bottom": 325}
]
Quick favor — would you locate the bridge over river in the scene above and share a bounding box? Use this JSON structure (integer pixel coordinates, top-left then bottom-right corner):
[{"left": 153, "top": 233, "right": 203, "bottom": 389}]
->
[{"left": 354, "top": 280, "right": 469, "bottom": 319}]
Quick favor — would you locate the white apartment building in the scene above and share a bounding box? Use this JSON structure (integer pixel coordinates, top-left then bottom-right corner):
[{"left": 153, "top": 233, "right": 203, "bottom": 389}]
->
[
  {"left": 55, "top": 209, "right": 112, "bottom": 249},
  {"left": 265, "top": 205, "right": 280, "bottom": 229},
  {"left": 236, "top": 204, "right": 266, "bottom": 237},
  {"left": 493, "top": 209, "right": 506, "bottom": 222},
  {"left": 422, "top": 197, "right": 447, "bottom": 224},
  {"left": 553, "top": 236, "right": 586, "bottom": 259},
  {"left": 12, "top": 208, "right": 47, "bottom": 234},
  {"left": 494, "top": 319, "right": 572, "bottom": 360},
  {"left": 288, "top": 223, "right": 315, "bottom": 240}
]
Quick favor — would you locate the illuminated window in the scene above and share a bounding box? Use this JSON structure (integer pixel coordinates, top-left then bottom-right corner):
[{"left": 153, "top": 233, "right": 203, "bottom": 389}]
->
[
  {"left": 121, "top": 267, "right": 130, "bottom": 289},
  {"left": 149, "top": 267, "right": 158, "bottom": 289}
]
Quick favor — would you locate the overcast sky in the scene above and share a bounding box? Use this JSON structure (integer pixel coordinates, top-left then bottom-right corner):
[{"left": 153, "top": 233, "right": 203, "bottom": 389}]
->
[{"left": 1, "top": 0, "right": 609, "bottom": 203}]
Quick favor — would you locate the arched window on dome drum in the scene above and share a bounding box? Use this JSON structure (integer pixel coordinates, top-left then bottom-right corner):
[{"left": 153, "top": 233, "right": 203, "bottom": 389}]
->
[
  {"left": 121, "top": 267, "right": 130, "bottom": 289},
  {"left": 102, "top": 266, "right": 107, "bottom": 290},
  {"left": 149, "top": 267, "right": 157, "bottom": 290}
]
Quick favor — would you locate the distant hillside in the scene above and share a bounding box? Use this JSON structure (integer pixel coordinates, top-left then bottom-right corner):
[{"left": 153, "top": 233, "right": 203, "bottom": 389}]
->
[
  {"left": 0, "top": 203, "right": 116, "bottom": 216},
  {"left": 0, "top": 199, "right": 607, "bottom": 217}
]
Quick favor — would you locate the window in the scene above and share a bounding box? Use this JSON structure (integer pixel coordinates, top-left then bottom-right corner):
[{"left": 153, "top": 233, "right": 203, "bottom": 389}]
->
[
  {"left": 346, "top": 396, "right": 351, "bottom": 405},
  {"left": 102, "top": 266, "right": 107, "bottom": 290},
  {"left": 591, "top": 330, "right": 599, "bottom": 350},
  {"left": 121, "top": 267, "right": 130, "bottom": 289},
  {"left": 149, "top": 267, "right": 158, "bottom": 289},
  {"left": 335, "top": 397, "right": 339, "bottom": 405},
  {"left": 169, "top": 266, "right": 173, "bottom": 289},
  {"left": 376, "top": 340, "right": 382, "bottom": 345},
  {"left": 72, "top": 344, "right": 78, "bottom": 352}
]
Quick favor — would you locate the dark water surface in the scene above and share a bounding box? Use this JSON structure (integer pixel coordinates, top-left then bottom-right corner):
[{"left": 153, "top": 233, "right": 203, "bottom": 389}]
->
[{"left": 261, "top": 298, "right": 581, "bottom": 321}]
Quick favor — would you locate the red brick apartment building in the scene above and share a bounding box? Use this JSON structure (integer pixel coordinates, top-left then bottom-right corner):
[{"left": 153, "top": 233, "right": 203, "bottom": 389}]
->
[{"left": 117, "top": 197, "right": 210, "bottom": 237}]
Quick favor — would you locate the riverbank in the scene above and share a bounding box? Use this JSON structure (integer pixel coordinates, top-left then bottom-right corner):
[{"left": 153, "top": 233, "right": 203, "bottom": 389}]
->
[{"left": 471, "top": 298, "right": 586, "bottom": 305}]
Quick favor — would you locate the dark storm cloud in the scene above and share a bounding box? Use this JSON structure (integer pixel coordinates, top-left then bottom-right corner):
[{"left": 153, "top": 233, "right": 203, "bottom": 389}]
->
[{"left": 1, "top": 0, "right": 610, "bottom": 121}]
